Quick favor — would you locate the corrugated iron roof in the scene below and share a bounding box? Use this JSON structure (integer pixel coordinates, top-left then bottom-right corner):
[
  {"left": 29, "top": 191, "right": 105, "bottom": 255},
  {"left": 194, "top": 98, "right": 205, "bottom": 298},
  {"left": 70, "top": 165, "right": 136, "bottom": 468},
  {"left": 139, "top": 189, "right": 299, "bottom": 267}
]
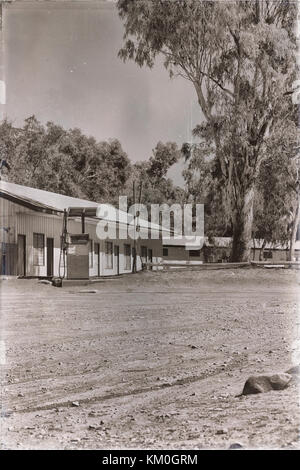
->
[
  {"left": 0, "top": 180, "right": 166, "bottom": 232},
  {"left": 0, "top": 180, "right": 107, "bottom": 212}
]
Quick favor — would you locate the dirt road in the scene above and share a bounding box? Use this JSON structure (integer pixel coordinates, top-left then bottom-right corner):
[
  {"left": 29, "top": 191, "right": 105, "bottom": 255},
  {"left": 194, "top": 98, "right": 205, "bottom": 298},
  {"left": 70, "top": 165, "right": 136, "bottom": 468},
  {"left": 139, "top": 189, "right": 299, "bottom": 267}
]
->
[{"left": 1, "top": 268, "right": 299, "bottom": 449}]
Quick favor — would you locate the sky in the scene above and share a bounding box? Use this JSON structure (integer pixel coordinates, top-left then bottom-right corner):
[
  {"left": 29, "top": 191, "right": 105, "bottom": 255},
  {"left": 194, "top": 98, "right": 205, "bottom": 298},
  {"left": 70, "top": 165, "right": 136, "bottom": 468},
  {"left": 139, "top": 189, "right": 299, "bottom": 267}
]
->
[{"left": 3, "top": 0, "right": 203, "bottom": 185}]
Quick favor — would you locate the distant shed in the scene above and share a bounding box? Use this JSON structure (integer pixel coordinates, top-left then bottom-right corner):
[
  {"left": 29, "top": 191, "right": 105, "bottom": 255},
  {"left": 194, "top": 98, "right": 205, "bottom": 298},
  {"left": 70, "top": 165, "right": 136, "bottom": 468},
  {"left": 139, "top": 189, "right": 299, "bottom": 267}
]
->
[{"left": 162, "top": 236, "right": 300, "bottom": 263}]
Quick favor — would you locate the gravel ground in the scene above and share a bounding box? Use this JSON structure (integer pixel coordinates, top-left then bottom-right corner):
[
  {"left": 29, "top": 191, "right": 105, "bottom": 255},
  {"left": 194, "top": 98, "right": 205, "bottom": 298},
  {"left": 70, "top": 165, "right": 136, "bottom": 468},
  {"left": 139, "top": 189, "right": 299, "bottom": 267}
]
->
[{"left": 0, "top": 267, "right": 299, "bottom": 450}]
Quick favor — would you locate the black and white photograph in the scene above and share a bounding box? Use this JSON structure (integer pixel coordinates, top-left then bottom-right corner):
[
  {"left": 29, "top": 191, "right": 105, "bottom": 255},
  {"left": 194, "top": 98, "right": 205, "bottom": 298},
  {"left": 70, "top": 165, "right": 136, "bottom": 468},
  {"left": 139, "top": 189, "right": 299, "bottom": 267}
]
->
[{"left": 0, "top": 0, "right": 299, "bottom": 453}]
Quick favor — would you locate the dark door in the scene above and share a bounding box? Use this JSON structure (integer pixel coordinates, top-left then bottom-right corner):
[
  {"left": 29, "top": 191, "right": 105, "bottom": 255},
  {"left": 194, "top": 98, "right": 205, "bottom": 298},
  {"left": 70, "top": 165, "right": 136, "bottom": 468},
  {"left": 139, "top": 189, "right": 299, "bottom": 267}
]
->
[
  {"left": 114, "top": 245, "right": 120, "bottom": 275},
  {"left": 1, "top": 243, "right": 6, "bottom": 275},
  {"left": 47, "top": 237, "right": 54, "bottom": 277},
  {"left": 94, "top": 242, "right": 100, "bottom": 277},
  {"left": 148, "top": 248, "right": 153, "bottom": 271},
  {"left": 17, "top": 235, "right": 26, "bottom": 277}
]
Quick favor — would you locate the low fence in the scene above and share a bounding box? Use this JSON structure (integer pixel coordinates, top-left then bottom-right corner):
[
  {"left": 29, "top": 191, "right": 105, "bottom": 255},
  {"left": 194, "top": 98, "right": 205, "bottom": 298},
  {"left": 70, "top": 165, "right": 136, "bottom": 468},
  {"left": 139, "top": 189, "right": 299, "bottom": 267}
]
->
[
  {"left": 250, "top": 261, "right": 300, "bottom": 268},
  {"left": 145, "top": 261, "right": 250, "bottom": 271},
  {"left": 145, "top": 260, "right": 300, "bottom": 271}
]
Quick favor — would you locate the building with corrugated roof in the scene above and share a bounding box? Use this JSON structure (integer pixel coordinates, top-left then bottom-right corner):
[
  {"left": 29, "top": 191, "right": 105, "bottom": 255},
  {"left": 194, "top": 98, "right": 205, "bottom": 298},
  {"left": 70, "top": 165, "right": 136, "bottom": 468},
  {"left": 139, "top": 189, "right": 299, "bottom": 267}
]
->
[
  {"left": 162, "top": 236, "right": 300, "bottom": 264},
  {"left": 0, "top": 181, "right": 166, "bottom": 278}
]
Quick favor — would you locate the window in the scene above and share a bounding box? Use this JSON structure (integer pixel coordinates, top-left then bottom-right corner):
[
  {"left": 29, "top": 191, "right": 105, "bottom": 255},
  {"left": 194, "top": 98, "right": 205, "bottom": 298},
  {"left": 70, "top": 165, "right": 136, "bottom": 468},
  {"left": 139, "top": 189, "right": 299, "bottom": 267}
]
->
[
  {"left": 264, "top": 250, "right": 273, "bottom": 259},
  {"left": 105, "top": 241, "right": 113, "bottom": 269},
  {"left": 33, "top": 233, "right": 45, "bottom": 266},
  {"left": 189, "top": 249, "right": 200, "bottom": 257},
  {"left": 89, "top": 240, "right": 94, "bottom": 268},
  {"left": 163, "top": 247, "right": 168, "bottom": 257},
  {"left": 124, "top": 244, "right": 131, "bottom": 270}
]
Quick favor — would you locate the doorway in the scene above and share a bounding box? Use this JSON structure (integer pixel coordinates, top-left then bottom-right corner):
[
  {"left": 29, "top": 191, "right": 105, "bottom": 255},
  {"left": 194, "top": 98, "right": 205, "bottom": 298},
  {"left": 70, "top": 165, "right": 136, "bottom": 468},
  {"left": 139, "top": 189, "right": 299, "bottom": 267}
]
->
[
  {"left": 148, "top": 248, "right": 153, "bottom": 271},
  {"left": 94, "top": 242, "right": 100, "bottom": 277},
  {"left": 17, "top": 234, "right": 26, "bottom": 277},
  {"left": 114, "top": 245, "right": 120, "bottom": 275},
  {"left": 47, "top": 237, "right": 54, "bottom": 277}
]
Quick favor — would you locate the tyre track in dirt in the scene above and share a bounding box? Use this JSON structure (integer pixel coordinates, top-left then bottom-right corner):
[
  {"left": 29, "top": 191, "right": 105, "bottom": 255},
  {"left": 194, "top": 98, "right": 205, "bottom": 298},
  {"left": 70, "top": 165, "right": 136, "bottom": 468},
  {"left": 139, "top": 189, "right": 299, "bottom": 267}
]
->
[
  {"left": 9, "top": 353, "right": 249, "bottom": 414},
  {"left": 1, "top": 270, "right": 299, "bottom": 449}
]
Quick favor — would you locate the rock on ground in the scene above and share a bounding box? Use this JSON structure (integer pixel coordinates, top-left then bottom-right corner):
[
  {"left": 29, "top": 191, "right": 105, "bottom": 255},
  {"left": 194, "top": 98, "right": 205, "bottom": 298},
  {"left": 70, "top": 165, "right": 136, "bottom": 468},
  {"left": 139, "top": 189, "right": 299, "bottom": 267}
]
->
[{"left": 241, "top": 373, "right": 293, "bottom": 395}]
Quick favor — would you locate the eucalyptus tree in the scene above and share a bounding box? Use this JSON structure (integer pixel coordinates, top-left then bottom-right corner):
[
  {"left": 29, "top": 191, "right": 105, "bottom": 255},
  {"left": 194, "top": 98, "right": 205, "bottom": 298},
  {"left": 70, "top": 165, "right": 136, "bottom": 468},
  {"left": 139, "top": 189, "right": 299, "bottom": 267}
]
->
[
  {"left": 0, "top": 117, "right": 132, "bottom": 204},
  {"left": 117, "top": 0, "right": 297, "bottom": 261}
]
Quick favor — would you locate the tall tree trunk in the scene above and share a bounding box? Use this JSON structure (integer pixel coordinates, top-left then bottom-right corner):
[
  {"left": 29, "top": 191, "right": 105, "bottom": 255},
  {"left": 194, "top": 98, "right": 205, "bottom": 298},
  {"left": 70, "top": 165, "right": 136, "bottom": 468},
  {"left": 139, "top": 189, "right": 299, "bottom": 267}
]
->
[
  {"left": 288, "top": 197, "right": 300, "bottom": 261},
  {"left": 230, "top": 185, "right": 255, "bottom": 262}
]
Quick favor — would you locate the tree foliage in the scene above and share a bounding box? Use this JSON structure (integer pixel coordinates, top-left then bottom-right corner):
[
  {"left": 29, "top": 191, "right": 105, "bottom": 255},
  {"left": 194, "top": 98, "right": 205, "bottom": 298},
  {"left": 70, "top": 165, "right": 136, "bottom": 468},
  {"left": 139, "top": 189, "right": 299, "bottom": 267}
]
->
[
  {"left": 123, "top": 141, "right": 184, "bottom": 207},
  {"left": 0, "top": 116, "right": 132, "bottom": 202},
  {"left": 252, "top": 111, "right": 299, "bottom": 258},
  {"left": 182, "top": 143, "right": 231, "bottom": 238},
  {"left": 117, "top": 0, "right": 297, "bottom": 261},
  {"left": 0, "top": 117, "right": 183, "bottom": 209}
]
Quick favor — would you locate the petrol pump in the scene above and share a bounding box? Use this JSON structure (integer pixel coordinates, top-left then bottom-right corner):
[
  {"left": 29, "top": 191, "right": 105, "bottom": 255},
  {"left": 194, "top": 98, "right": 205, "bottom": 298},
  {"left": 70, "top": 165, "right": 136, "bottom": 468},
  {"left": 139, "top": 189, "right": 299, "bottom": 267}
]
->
[{"left": 59, "top": 207, "right": 98, "bottom": 281}]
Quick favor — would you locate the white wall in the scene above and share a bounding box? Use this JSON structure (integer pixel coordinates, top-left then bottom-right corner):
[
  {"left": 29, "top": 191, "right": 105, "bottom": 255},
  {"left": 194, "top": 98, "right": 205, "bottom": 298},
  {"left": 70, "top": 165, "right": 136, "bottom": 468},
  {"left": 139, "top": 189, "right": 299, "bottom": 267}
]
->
[{"left": 0, "top": 198, "right": 163, "bottom": 277}]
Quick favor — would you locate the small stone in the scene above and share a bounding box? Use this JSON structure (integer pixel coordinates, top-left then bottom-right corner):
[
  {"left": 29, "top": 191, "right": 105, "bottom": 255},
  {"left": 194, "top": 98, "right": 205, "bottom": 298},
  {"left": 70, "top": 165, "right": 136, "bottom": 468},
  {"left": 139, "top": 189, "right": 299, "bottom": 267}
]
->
[
  {"left": 286, "top": 365, "right": 300, "bottom": 376},
  {"left": 17, "top": 393, "right": 24, "bottom": 398},
  {"left": 167, "top": 428, "right": 176, "bottom": 433},
  {"left": 78, "top": 290, "right": 98, "bottom": 294},
  {"left": 71, "top": 401, "right": 80, "bottom": 407},
  {"left": 216, "top": 428, "right": 228, "bottom": 435},
  {"left": 229, "top": 442, "right": 243, "bottom": 449}
]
